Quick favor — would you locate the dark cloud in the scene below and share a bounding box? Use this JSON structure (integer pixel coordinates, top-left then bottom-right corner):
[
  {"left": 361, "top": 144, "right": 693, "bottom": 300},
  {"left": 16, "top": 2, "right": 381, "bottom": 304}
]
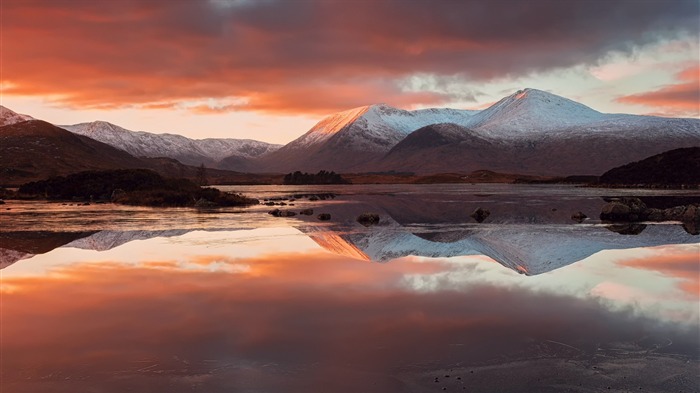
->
[{"left": 3, "top": 0, "right": 698, "bottom": 113}]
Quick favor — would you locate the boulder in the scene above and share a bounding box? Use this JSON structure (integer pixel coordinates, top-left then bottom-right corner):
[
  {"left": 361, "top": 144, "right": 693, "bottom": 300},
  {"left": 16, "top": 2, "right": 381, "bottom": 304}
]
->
[
  {"left": 470, "top": 207, "right": 490, "bottom": 223},
  {"left": 357, "top": 213, "right": 380, "bottom": 227},
  {"left": 606, "top": 223, "right": 647, "bottom": 235},
  {"left": 600, "top": 202, "right": 631, "bottom": 221},
  {"left": 570, "top": 211, "right": 587, "bottom": 223},
  {"left": 299, "top": 208, "right": 314, "bottom": 215},
  {"left": 682, "top": 204, "right": 700, "bottom": 223},
  {"left": 194, "top": 198, "right": 217, "bottom": 207},
  {"left": 110, "top": 188, "right": 126, "bottom": 202},
  {"left": 317, "top": 213, "right": 331, "bottom": 221}
]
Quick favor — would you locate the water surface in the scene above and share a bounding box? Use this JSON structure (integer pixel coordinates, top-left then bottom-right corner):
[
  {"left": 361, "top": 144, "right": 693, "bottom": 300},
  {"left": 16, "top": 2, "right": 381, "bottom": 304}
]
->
[{"left": 2, "top": 184, "right": 698, "bottom": 392}]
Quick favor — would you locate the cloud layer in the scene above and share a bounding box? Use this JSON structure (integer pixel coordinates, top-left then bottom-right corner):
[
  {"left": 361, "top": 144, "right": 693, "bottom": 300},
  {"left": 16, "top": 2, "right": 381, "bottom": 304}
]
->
[
  {"left": 616, "top": 65, "right": 700, "bottom": 117},
  {"left": 3, "top": 0, "right": 698, "bottom": 114}
]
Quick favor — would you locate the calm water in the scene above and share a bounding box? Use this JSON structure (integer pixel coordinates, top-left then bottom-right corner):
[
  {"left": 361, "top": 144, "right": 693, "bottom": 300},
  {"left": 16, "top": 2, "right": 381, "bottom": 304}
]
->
[{"left": 1, "top": 184, "right": 699, "bottom": 392}]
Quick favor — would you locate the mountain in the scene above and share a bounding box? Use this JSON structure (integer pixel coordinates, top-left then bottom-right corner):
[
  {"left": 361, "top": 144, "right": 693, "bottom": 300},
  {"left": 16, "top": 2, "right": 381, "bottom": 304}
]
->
[
  {"left": 464, "top": 88, "right": 606, "bottom": 138},
  {"left": 256, "top": 104, "right": 478, "bottom": 172},
  {"left": 372, "top": 89, "right": 700, "bottom": 175},
  {"left": 0, "top": 120, "right": 147, "bottom": 184},
  {"left": 250, "top": 88, "right": 699, "bottom": 175},
  {"left": 0, "top": 105, "right": 34, "bottom": 127},
  {"left": 62, "top": 121, "right": 281, "bottom": 170},
  {"left": 599, "top": 147, "right": 700, "bottom": 185}
]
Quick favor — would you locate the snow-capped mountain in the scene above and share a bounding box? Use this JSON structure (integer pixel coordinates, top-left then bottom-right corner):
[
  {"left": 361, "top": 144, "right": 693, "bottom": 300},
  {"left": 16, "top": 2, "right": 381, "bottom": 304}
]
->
[
  {"left": 258, "top": 104, "right": 478, "bottom": 172},
  {"left": 256, "top": 88, "right": 700, "bottom": 175},
  {"left": 62, "top": 121, "right": 281, "bottom": 168},
  {"left": 465, "top": 88, "right": 606, "bottom": 138},
  {"left": 0, "top": 105, "right": 34, "bottom": 127}
]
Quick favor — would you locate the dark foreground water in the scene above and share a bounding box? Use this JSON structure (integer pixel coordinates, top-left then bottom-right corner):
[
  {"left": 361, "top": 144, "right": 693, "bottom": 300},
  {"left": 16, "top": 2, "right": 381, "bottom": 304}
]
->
[{"left": 1, "top": 184, "right": 699, "bottom": 392}]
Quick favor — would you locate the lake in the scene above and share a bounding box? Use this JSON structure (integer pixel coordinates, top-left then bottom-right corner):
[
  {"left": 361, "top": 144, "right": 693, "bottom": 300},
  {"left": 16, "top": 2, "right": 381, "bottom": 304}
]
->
[{"left": 2, "top": 184, "right": 699, "bottom": 392}]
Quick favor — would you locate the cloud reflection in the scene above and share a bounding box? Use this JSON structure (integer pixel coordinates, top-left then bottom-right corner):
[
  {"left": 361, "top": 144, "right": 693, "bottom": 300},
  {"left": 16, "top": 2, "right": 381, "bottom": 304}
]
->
[{"left": 3, "top": 251, "right": 698, "bottom": 392}]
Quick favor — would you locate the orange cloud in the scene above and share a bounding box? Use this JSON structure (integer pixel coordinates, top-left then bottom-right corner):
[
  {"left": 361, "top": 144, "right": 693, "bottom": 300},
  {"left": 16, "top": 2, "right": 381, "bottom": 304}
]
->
[
  {"left": 2, "top": 0, "right": 698, "bottom": 115},
  {"left": 619, "top": 247, "right": 700, "bottom": 297},
  {"left": 3, "top": 251, "right": 698, "bottom": 391},
  {"left": 616, "top": 66, "right": 700, "bottom": 117}
]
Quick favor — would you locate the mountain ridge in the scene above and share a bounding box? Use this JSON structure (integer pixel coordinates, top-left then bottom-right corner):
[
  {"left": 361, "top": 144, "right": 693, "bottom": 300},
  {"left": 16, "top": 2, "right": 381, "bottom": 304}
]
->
[{"left": 62, "top": 120, "right": 282, "bottom": 169}]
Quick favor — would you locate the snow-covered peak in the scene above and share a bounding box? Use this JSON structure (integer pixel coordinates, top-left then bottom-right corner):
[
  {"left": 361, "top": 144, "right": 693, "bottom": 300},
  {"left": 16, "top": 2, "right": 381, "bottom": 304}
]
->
[
  {"left": 467, "top": 88, "right": 606, "bottom": 137},
  {"left": 288, "top": 103, "right": 478, "bottom": 150},
  {"left": 62, "top": 121, "right": 281, "bottom": 163},
  {"left": 0, "top": 105, "right": 34, "bottom": 127}
]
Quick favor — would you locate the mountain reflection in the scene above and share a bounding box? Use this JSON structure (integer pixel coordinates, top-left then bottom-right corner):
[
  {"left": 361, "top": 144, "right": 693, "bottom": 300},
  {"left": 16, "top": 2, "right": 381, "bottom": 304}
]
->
[{"left": 3, "top": 251, "right": 698, "bottom": 393}]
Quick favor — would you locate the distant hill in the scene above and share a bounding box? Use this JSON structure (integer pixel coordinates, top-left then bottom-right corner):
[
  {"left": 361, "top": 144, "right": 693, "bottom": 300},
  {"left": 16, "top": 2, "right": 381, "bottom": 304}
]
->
[
  {"left": 61, "top": 120, "right": 281, "bottom": 170},
  {"left": 0, "top": 106, "right": 34, "bottom": 127},
  {"left": 0, "top": 120, "right": 277, "bottom": 186},
  {"left": 0, "top": 120, "right": 146, "bottom": 185},
  {"left": 598, "top": 147, "right": 700, "bottom": 186}
]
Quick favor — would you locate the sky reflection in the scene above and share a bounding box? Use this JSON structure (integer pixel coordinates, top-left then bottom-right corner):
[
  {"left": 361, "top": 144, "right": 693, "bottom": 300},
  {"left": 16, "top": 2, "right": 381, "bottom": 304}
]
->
[{"left": 2, "top": 230, "right": 698, "bottom": 393}]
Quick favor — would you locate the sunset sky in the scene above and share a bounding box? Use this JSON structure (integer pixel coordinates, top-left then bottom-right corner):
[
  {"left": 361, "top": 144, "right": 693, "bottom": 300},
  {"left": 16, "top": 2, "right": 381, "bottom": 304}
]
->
[{"left": 2, "top": 0, "right": 699, "bottom": 144}]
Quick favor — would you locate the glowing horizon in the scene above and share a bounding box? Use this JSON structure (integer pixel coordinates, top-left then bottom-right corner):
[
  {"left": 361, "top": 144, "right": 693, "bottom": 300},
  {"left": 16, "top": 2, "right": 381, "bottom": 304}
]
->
[{"left": 1, "top": 0, "right": 698, "bottom": 144}]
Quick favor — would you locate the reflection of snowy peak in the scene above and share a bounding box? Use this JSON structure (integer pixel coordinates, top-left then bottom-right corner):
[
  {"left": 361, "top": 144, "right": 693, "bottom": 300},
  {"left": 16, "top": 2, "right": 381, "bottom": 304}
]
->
[
  {"left": 304, "top": 221, "right": 697, "bottom": 276},
  {"left": 0, "top": 105, "right": 34, "bottom": 127},
  {"left": 65, "top": 230, "right": 192, "bottom": 251},
  {"left": 0, "top": 248, "right": 33, "bottom": 270},
  {"left": 62, "top": 121, "right": 281, "bottom": 166},
  {"left": 294, "top": 195, "right": 699, "bottom": 276}
]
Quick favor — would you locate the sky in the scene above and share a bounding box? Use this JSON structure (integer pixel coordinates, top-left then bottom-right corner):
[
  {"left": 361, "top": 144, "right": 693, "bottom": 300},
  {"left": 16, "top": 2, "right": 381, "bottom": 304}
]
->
[{"left": 1, "top": 0, "right": 699, "bottom": 144}]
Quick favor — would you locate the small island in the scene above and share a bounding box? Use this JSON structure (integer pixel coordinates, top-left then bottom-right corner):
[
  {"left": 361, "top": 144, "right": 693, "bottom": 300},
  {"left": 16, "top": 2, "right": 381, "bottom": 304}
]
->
[
  {"left": 283, "top": 170, "right": 350, "bottom": 185},
  {"left": 16, "top": 169, "right": 259, "bottom": 207}
]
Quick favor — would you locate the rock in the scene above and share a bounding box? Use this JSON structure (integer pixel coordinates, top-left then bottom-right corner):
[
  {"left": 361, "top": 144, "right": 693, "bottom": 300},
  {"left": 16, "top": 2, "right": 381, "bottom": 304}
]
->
[
  {"left": 621, "top": 197, "right": 647, "bottom": 214},
  {"left": 682, "top": 221, "right": 699, "bottom": 235},
  {"left": 269, "top": 209, "right": 295, "bottom": 217},
  {"left": 682, "top": 204, "right": 700, "bottom": 223},
  {"left": 571, "top": 211, "right": 587, "bottom": 223},
  {"left": 264, "top": 201, "right": 275, "bottom": 206},
  {"left": 645, "top": 208, "right": 666, "bottom": 221},
  {"left": 600, "top": 202, "right": 631, "bottom": 221},
  {"left": 110, "top": 188, "right": 126, "bottom": 201},
  {"left": 357, "top": 213, "right": 380, "bottom": 227},
  {"left": 194, "top": 198, "right": 217, "bottom": 207},
  {"left": 470, "top": 207, "right": 490, "bottom": 223},
  {"left": 317, "top": 213, "right": 331, "bottom": 221},
  {"left": 309, "top": 196, "right": 319, "bottom": 201},
  {"left": 299, "top": 208, "right": 314, "bottom": 215},
  {"left": 606, "top": 224, "right": 647, "bottom": 235},
  {"left": 0, "top": 200, "right": 5, "bottom": 205}
]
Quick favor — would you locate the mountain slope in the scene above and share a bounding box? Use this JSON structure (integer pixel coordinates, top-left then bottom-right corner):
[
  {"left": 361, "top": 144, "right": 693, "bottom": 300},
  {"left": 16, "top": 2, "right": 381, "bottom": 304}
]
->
[
  {"left": 257, "top": 104, "right": 478, "bottom": 172},
  {"left": 378, "top": 120, "right": 700, "bottom": 176},
  {"left": 466, "top": 88, "right": 606, "bottom": 138},
  {"left": 0, "top": 120, "right": 148, "bottom": 184},
  {"left": 371, "top": 89, "right": 700, "bottom": 175},
  {"left": 62, "top": 121, "right": 281, "bottom": 170},
  {"left": 0, "top": 105, "right": 34, "bottom": 127},
  {"left": 599, "top": 147, "right": 700, "bottom": 185}
]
